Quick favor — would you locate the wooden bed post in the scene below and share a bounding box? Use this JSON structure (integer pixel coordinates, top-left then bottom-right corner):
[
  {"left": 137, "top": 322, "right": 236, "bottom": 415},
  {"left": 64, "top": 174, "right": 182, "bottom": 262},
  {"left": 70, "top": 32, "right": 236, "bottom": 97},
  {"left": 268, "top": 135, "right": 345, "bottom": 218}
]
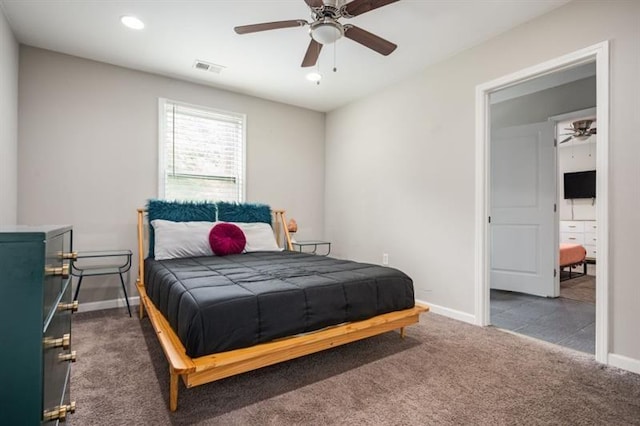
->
[
  {"left": 169, "top": 367, "right": 179, "bottom": 412},
  {"left": 273, "top": 210, "right": 293, "bottom": 251},
  {"left": 137, "top": 208, "right": 146, "bottom": 319}
]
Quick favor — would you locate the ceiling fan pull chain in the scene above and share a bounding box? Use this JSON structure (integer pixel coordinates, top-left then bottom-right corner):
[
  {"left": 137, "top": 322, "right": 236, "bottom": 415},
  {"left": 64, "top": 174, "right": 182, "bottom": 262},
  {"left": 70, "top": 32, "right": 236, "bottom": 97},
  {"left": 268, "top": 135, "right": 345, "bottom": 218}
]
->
[
  {"left": 316, "top": 44, "right": 321, "bottom": 85},
  {"left": 333, "top": 41, "right": 337, "bottom": 72}
]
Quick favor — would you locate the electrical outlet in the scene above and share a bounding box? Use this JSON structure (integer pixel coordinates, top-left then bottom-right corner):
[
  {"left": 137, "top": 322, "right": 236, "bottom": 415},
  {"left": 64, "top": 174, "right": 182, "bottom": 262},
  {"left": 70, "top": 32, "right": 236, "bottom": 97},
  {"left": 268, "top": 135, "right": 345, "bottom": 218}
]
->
[{"left": 382, "top": 253, "right": 389, "bottom": 265}]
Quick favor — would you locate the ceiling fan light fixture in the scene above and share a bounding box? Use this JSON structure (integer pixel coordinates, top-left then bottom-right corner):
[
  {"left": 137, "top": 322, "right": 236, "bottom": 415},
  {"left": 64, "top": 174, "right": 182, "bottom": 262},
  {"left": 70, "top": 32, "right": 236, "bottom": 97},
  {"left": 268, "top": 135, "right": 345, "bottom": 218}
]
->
[
  {"left": 310, "top": 19, "right": 343, "bottom": 45},
  {"left": 306, "top": 72, "right": 322, "bottom": 82},
  {"left": 120, "top": 15, "right": 145, "bottom": 30},
  {"left": 234, "top": 0, "right": 400, "bottom": 69}
]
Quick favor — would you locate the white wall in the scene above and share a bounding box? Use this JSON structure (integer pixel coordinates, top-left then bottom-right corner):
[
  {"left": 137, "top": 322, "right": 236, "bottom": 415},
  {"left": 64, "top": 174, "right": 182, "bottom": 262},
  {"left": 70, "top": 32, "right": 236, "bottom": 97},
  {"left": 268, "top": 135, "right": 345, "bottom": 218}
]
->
[
  {"left": 558, "top": 117, "right": 597, "bottom": 221},
  {"left": 326, "top": 0, "right": 640, "bottom": 363},
  {"left": 18, "top": 47, "right": 325, "bottom": 304},
  {"left": 0, "top": 7, "right": 18, "bottom": 225}
]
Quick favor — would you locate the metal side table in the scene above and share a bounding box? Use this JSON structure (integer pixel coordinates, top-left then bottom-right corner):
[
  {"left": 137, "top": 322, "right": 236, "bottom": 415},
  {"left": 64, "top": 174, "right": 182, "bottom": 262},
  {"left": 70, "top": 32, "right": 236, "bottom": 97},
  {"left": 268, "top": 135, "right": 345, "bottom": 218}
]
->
[
  {"left": 71, "top": 250, "right": 133, "bottom": 317},
  {"left": 292, "top": 240, "right": 331, "bottom": 256}
]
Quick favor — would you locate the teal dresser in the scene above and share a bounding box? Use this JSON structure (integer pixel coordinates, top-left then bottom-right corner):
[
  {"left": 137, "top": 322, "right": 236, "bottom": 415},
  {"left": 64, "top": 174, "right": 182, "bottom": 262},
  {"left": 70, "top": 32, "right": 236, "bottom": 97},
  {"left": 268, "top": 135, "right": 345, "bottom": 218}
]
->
[{"left": 0, "top": 226, "right": 78, "bottom": 424}]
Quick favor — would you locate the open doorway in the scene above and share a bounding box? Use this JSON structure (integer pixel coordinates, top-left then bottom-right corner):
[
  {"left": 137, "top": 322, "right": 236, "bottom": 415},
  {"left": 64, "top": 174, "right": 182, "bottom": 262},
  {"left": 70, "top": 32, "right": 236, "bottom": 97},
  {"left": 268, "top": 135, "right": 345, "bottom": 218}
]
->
[
  {"left": 474, "top": 42, "right": 609, "bottom": 363},
  {"left": 488, "top": 78, "right": 597, "bottom": 352}
]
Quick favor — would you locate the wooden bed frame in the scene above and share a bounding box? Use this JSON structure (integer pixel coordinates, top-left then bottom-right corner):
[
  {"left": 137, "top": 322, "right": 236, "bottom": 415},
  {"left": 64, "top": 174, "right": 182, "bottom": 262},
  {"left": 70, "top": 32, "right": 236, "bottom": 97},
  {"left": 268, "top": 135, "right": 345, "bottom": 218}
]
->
[{"left": 136, "top": 208, "right": 428, "bottom": 411}]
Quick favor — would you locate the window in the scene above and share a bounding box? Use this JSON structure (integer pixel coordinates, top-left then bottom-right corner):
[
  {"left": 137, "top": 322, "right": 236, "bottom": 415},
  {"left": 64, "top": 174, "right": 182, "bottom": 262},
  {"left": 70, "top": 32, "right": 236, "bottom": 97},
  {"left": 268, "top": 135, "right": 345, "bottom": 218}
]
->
[{"left": 159, "top": 99, "right": 246, "bottom": 202}]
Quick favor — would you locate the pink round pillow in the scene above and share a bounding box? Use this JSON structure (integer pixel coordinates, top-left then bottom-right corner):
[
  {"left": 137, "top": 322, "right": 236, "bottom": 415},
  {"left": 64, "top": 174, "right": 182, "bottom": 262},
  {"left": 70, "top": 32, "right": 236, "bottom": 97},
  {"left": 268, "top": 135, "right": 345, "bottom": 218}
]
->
[{"left": 209, "top": 223, "right": 246, "bottom": 256}]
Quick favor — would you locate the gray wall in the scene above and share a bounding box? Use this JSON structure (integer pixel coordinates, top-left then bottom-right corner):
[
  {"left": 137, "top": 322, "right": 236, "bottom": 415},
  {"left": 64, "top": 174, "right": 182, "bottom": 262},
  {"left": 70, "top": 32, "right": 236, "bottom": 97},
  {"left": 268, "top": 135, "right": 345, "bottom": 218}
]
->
[
  {"left": 491, "top": 76, "right": 596, "bottom": 129},
  {"left": 18, "top": 47, "right": 325, "bottom": 304},
  {"left": 0, "top": 7, "right": 18, "bottom": 225},
  {"left": 325, "top": 0, "right": 640, "bottom": 362}
]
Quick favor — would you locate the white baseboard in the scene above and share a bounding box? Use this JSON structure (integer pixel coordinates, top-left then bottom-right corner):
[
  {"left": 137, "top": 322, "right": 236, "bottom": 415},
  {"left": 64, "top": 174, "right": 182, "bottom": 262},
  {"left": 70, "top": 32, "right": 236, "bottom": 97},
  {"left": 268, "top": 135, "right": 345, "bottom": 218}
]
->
[
  {"left": 608, "top": 353, "right": 640, "bottom": 375},
  {"left": 77, "top": 296, "right": 140, "bottom": 313},
  {"left": 416, "top": 299, "right": 476, "bottom": 325}
]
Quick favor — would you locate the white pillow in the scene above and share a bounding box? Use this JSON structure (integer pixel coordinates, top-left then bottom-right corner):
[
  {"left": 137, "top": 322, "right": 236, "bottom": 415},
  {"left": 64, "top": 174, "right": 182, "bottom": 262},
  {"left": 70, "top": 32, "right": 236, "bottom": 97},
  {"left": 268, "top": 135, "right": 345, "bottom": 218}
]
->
[
  {"left": 152, "top": 219, "right": 214, "bottom": 260},
  {"left": 231, "top": 222, "right": 282, "bottom": 252}
]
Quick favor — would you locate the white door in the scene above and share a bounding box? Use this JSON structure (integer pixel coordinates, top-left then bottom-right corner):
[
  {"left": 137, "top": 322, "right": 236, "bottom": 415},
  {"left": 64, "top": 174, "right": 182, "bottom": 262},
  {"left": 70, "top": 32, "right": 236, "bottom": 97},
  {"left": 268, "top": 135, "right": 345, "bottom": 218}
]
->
[{"left": 490, "top": 121, "right": 557, "bottom": 297}]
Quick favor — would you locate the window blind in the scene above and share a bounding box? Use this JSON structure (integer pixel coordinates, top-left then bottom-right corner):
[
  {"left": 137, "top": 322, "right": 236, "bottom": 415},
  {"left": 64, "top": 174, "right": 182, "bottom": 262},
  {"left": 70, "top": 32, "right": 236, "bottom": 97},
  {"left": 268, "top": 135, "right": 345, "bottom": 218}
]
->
[{"left": 162, "top": 100, "right": 245, "bottom": 202}]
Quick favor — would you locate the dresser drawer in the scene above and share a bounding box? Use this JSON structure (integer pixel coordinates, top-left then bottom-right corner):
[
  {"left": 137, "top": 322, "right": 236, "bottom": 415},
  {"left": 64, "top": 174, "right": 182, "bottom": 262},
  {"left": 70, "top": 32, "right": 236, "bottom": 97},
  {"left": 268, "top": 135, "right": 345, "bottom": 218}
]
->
[
  {"left": 560, "top": 232, "right": 584, "bottom": 244},
  {"left": 584, "top": 232, "right": 597, "bottom": 245},
  {"left": 42, "top": 280, "right": 73, "bottom": 422},
  {"left": 584, "top": 221, "right": 597, "bottom": 232},
  {"left": 585, "top": 245, "right": 597, "bottom": 259},
  {"left": 560, "top": 221, "right": 584, "bottom": 233},
  {"left": 43, "top": 231, "right": 72, "bottom": 322}
]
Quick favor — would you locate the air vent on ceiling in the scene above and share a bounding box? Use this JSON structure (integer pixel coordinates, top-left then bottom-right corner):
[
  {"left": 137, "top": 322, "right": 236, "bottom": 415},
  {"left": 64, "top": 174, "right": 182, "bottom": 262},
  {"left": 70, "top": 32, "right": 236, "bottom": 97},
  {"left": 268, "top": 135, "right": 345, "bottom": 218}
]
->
[{"left": 193, "top": 60, "right": 225, "bottom": 74}]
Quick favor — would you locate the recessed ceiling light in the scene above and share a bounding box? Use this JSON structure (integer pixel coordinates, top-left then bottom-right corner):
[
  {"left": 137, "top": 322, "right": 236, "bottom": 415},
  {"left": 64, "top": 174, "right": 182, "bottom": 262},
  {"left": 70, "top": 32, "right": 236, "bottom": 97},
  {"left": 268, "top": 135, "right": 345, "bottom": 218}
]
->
[
  {"left": 121, "top": 15, "right": 145, "bottom": 30},
  {"left": 306, "top": 72, "right": 322, "bottom": 83}
]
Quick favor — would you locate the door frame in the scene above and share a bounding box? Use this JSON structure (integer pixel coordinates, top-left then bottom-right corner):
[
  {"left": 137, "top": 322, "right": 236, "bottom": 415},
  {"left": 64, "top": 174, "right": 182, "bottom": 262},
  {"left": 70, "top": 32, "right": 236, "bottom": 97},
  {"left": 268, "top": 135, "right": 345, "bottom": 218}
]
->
[{"left": 474, "top": 41, "right": 610, "bottom": 363}]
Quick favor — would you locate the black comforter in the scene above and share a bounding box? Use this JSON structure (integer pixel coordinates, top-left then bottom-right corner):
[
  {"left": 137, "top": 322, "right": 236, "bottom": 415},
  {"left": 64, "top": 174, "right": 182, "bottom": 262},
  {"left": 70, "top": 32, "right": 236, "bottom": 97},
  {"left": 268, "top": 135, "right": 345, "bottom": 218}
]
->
[{"left": 144, "top": 251, "right": 414, "bottom": 358}]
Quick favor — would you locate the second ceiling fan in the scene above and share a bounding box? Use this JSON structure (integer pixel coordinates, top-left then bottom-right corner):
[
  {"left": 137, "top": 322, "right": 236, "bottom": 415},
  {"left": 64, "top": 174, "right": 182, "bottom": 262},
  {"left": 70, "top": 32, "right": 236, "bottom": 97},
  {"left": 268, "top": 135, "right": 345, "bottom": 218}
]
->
[{"left": 234, "top": 0, "right": 400, "bottom": 67}]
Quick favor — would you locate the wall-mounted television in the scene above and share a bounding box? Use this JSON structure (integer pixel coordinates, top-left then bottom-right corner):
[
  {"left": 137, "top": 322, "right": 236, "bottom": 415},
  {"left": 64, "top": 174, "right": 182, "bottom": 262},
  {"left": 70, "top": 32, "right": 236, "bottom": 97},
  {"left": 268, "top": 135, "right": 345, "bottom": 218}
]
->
[{"left": 564, "top": 170, "right": 596, "bottom": 199}]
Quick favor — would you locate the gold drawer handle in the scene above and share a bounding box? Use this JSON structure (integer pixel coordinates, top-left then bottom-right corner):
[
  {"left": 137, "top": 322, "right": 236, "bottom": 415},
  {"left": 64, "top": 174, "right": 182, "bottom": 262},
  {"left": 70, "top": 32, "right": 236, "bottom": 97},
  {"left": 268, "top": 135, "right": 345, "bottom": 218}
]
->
[
  {"left": 58, "top": 351, "right": 77, "bottom": 363},
  {"left": 58, "top": 300, "right": 79, "bottom": 313},
  {"left": 568, "top": 237, "right": 576, "bottom": 240},
  {"left": 45, "top": 264, "right": 70, "bottom": 278},
  {"left": 60, "top": 251, "right": 78, "bottom": 260},
  {"left": 43, "top": 333, "right": 71, "bottom": 350},
  {"left": 43, "top": 401, "right": 76, "bottom": 422}
]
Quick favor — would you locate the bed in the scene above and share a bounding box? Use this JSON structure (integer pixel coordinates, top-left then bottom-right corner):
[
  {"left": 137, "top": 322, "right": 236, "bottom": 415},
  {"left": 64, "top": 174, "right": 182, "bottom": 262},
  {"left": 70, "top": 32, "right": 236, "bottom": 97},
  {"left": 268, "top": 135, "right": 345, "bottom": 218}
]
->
[
  {"left": 136, "top": 202, "right": 428, "bottom": 411},
  {"left": 559, "top": 243, "right": 587, "bottom": 280}
]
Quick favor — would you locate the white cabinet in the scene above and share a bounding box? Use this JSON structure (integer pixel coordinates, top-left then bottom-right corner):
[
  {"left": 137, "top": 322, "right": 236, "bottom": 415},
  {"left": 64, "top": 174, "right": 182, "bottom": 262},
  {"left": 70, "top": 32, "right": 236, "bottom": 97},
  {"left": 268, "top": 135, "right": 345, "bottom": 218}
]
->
[
  {"left": 560, "top": 220, "right": 597, "bottom": 260},
  {"left": 583, "top": 221, "right": 597, "bottom": 259}
]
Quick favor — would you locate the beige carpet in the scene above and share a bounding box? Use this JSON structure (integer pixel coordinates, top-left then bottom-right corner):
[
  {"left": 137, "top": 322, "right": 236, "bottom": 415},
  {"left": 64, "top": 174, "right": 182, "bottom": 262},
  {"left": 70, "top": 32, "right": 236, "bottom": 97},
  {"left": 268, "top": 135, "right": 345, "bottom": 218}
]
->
[
  {"left": 70, "top": 308, "right": 640, "bottom": 425},
  {"left": 560, "top": 274, "right": 596, "bottom": 303}
]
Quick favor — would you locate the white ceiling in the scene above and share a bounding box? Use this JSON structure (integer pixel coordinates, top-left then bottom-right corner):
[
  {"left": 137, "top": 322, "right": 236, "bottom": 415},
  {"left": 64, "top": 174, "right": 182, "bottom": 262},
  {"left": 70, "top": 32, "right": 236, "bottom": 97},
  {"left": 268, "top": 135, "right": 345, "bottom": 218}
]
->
[{"left": 1, "top": 0, "right": 570, "bottom": 112}]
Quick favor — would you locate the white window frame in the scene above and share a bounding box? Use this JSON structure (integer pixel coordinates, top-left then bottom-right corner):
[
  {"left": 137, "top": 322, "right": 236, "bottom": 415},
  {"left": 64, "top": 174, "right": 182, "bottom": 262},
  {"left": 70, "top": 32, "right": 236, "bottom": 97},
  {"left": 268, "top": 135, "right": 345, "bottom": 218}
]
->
[{"left": 158, "top": 98, "right": 247, "bottom": 202}]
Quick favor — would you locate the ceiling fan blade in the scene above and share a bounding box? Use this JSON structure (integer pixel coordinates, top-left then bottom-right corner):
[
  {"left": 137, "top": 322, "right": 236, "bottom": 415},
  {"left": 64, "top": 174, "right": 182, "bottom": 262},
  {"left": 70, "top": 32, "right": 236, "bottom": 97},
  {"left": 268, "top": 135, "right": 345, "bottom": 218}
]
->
[
  {"left": 343, "top": 25, "right": 397, "bottom": 56},
  {"left": 342, "top": 0, "right": 400, "bottom": 17},
  {"left": 301, "top": 39, "right": 323, "bottom": 67},
  {"left": 559, "top": 137, "right": 573, "bottom": 144},
  {"left": 234, "top": 20, "right": 307, "bottom": 35},
  {"left": 304, "top": 0, "right": 324, "bottom": 8}
]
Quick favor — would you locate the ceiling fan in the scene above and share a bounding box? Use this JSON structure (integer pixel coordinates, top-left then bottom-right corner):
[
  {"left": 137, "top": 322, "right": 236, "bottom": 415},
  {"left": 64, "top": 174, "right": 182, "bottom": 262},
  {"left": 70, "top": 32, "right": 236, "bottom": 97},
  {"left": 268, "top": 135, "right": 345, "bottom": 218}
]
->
[
  {"left": 559, "top": 119, "right": 597, "bottom": 144},
  {"left": 234, "top": 0, "right": 399, "bottom": 68}
]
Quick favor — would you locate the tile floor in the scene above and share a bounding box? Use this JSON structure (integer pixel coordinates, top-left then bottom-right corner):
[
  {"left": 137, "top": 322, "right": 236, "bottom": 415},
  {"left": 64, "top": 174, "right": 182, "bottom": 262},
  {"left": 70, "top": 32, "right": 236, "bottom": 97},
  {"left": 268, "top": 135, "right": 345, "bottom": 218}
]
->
[{"left": 490, "top": 289, "right": 595, "bottom": 354}]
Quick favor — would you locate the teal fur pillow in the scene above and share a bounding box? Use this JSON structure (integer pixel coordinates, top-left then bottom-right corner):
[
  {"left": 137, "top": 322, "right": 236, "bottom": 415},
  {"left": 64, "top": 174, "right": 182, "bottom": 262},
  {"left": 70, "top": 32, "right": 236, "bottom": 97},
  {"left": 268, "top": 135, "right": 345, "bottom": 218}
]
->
[
  {"left": 216, "top": 202, "right": 272, "bottom": 225},
  {"left": 147, "top": 199, "right": 217, "bottom": 258}
]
